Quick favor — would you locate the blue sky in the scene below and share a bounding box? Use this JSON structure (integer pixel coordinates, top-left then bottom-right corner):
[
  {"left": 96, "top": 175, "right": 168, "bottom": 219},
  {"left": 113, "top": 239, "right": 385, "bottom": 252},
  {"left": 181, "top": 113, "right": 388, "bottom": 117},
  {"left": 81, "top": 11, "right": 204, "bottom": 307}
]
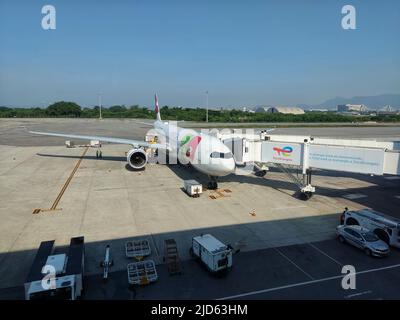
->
[{"left": 0, "top": 0, "right": 399, "bottom": 108}]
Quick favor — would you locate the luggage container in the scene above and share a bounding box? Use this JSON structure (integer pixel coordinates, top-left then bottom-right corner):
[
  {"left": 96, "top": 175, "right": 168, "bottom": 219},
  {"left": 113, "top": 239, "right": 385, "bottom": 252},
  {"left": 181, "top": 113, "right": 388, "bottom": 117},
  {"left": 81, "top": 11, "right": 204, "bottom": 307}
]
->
[
  {"left": 183, "top": 180, "right": 202, "bottom": 197},
  {"left": 65, "top": 140, "right": 75, "bottom": 148}
]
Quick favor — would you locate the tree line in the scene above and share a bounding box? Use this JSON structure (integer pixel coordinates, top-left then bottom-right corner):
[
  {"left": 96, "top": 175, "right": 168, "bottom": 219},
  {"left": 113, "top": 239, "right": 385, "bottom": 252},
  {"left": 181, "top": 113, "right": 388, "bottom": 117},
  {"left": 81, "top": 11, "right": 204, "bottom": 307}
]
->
[{"left": 1, "top": 101, "right": 399, "bottom": 123}]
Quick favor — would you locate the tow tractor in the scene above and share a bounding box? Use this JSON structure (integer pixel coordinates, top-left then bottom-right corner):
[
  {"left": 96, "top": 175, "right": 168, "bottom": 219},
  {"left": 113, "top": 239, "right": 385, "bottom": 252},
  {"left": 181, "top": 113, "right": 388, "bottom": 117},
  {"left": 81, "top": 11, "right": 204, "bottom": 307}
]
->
[{"left": 100, "top": 245, "right": 114, "bottom": 281}]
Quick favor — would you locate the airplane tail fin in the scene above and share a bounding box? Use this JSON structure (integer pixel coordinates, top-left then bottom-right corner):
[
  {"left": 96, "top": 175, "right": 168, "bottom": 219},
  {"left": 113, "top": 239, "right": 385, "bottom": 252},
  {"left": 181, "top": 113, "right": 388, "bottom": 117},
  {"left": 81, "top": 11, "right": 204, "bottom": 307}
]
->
[{"left": 155, "top": 94, "right": 161, "bottom": 121}]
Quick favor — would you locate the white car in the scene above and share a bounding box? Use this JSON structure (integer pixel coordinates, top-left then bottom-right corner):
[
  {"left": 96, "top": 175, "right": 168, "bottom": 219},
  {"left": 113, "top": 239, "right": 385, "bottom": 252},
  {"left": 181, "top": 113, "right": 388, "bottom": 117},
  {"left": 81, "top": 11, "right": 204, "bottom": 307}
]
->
[{"left": 336, "top": 225, "right": 390, "bottom": 257}]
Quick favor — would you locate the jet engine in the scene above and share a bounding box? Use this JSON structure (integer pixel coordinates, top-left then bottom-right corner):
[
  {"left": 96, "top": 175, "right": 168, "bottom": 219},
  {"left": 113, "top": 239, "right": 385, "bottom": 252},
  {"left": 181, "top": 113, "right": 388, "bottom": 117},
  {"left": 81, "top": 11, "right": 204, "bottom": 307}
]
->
[{"left": 127, "top": 148, "right": 148, "bottom": 170}]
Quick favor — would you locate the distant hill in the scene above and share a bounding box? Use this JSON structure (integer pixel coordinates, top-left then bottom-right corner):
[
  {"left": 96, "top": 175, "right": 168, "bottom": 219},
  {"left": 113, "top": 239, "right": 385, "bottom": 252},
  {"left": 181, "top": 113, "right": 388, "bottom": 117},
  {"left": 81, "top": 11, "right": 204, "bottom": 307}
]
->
[{"left": 299, "top": 94, "right": 400, "bottom": 110}]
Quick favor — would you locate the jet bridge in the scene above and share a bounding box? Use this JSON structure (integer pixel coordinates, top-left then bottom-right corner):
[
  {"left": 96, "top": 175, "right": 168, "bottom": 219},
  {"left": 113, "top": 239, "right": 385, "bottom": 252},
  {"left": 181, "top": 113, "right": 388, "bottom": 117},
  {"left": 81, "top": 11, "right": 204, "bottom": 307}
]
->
[{"left": 218, "top": 132, "right": 400, "bottom": 200}]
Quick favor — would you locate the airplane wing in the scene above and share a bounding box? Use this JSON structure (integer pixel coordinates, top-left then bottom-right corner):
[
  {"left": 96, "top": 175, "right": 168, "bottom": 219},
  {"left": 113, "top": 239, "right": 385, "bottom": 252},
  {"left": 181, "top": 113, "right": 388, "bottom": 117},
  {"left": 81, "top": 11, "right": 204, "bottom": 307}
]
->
[
  {"left": 29, "top": 131, "right": 168, "bottom": 149},
  {"left": 260, "top": 128, "right": 275, "bottom": 133},
  {"left": 131, "top": 120, "right": 154, "bottom": 127}
]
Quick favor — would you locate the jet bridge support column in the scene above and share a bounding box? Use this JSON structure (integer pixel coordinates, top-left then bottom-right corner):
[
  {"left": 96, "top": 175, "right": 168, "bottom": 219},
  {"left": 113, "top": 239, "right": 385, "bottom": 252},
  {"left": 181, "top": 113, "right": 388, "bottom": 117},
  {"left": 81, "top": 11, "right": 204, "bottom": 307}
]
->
[{"left": 299, "top": 141, "right": 315, "bottom": 200}]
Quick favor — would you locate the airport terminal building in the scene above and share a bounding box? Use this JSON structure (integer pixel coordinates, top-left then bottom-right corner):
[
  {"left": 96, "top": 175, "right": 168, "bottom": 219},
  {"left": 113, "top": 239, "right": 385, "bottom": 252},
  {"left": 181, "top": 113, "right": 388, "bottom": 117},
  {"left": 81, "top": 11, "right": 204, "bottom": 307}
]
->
[
  {"left": 337, "top": 104, "right": 368, "bottom": 113},
  {"left": 255, "top": 106, "right": 305, "bottom": 114}
]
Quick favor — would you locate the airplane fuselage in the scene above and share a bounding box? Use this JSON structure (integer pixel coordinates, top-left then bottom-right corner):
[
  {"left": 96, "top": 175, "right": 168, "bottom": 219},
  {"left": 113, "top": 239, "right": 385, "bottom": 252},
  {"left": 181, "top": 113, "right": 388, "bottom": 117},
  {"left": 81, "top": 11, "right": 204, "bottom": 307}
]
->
[{"left": 154, "top": 120, "right": 235, "bottom": 177}]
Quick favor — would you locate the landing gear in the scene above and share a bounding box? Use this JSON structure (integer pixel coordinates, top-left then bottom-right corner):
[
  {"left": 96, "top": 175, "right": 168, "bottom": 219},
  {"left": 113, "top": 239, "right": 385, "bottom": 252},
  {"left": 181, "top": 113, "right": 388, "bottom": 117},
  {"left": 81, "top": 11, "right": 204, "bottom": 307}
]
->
[
  {"left": 207, "top": 176, "right": 218, "bottom": 190},
  {"left": 299, "top": 191, "right": 313, "bottom": 201}
]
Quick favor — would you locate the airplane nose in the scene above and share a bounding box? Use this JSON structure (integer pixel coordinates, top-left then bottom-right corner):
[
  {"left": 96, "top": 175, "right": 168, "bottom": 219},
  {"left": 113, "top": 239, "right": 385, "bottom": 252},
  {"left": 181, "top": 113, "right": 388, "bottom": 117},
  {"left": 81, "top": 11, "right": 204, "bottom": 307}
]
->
[{"left": 225, "top": 159, "right": 236, "bottom": 174}]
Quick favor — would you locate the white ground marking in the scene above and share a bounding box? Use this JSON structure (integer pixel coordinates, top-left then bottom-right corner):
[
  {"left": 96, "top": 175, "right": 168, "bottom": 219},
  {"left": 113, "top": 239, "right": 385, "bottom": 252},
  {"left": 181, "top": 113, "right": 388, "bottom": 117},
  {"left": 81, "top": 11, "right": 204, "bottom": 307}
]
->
[
  {"left": 273, "top": 205, "right": 308, "bottom": 211},
  {"left": 343, "top": 193, "right": 367, "bottom": 200},
  {"left": 395, "top": 196, "right": 400, "bottom": 200},
  {"left": 150, "top": 234, "right": 161, "bottom": 262},
  {"left": 217, "top": 263, "right": 400, "bottom": 300},
  {"left": 385, "top": 176, "right": 400, "bottom": 180},
  {"left": 273, "top": 248, "right": 315, "bottom": 281},
  {"left": 307, "top": 243, "right": 343, "bottom": 266},
  {"left": 344, "top": 290, "right": 372, "bottom": 299}
]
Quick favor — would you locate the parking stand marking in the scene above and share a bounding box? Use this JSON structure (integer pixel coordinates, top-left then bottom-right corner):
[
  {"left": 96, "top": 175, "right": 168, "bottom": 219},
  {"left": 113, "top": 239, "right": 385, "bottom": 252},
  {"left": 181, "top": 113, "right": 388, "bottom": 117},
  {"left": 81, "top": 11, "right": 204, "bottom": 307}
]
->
[
  {"left": 345, "top": 290, "right": 372, "bottom": 299},
  {"left": 343, "top": 193, "right": 367, "bottom": 200},
  {"left": 217, "top": 263, "right": 400, "bottom": 300},
  {"left": 307, "top": 243, "right": 343, "bottom": 267},
  {"left": 274, "top": 248, "right": 315, "bottom": 281},
  {"left": 385, "top": 176, "right": 400, "bottom": 180}
]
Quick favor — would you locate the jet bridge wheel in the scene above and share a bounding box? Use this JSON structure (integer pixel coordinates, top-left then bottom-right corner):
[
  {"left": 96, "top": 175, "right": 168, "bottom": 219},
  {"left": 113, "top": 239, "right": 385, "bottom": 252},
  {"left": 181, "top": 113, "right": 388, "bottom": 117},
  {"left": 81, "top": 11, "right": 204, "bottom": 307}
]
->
[
  {"left": 299, "top": 191, "right": 313, "bottom": 201},
  {"left": 254, "top": 170, "right": 267, "bottom": 177}
]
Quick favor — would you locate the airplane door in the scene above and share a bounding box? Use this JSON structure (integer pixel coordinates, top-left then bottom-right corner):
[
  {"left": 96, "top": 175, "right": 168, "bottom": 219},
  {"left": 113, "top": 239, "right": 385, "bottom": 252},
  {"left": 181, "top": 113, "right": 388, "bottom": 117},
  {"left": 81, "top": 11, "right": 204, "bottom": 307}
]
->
[{"left": 223, "top": 138, "right": 243, "bottom": 164}]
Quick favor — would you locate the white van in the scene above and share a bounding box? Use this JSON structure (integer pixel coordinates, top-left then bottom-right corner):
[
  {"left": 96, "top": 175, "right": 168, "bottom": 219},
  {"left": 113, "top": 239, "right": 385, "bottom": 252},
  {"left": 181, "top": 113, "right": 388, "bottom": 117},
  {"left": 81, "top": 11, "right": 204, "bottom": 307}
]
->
[{"left": 341, "top": 208, "right": 400, "bottom": 248}]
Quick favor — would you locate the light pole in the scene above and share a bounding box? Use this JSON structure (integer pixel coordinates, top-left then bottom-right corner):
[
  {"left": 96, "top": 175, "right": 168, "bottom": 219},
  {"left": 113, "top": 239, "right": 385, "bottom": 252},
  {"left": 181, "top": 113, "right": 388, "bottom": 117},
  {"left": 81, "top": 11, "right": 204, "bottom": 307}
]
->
[
  {"left": 98, "top": 93, "right": 102, "bottom": 120},
  {"left": 206, "top": 91, "right": 209, "bottom": 122}
]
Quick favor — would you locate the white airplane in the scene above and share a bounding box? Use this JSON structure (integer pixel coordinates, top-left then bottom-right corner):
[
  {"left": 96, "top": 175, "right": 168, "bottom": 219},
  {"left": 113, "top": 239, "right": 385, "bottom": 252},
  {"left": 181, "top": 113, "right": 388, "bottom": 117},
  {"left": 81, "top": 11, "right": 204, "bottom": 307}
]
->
[{"left": 30, "top": 95, "right": 236, "bottom": 189}]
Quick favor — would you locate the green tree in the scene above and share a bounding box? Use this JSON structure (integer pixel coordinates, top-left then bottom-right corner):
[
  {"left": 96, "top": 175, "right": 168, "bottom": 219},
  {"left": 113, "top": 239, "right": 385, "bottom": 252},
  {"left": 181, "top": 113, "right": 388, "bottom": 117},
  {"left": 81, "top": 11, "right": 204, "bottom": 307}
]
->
[
  {"left": 46, "top": 101, "right": 81, "bottom": 117},
  {"left": 109, "top": 105, "right": 127, "bottom": 113}
]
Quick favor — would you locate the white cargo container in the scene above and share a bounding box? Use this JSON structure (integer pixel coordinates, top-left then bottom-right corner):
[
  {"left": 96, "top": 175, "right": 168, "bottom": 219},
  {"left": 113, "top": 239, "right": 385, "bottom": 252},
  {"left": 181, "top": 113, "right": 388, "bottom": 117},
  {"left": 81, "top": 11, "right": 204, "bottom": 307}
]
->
[
  {"left": 65, "top": 140, "right": 75, "bottom": 148},
  {"left": 190, "top": 234, "right": 232, "bottom": 274},
  {"left": 90, "top": 140, "right": 101, "bottom": 147},
  {"left": 183, "top": 180, "right": 202, "bottom": 197}
]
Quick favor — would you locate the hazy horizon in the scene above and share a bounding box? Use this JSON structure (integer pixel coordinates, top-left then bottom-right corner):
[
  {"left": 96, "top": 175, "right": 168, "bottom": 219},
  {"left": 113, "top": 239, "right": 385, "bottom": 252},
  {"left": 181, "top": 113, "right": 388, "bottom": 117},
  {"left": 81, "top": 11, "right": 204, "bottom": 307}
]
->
[{"left": 2, "top": 93, "right": 400, "bottom": 111}]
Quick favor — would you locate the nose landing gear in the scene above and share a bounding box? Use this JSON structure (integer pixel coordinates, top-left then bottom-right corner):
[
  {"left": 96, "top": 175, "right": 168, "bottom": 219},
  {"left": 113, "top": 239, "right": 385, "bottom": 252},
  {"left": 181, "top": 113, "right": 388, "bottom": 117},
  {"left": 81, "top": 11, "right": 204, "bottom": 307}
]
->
[{"left": 207, "top": 176, "right": 218, "bottom": 190}]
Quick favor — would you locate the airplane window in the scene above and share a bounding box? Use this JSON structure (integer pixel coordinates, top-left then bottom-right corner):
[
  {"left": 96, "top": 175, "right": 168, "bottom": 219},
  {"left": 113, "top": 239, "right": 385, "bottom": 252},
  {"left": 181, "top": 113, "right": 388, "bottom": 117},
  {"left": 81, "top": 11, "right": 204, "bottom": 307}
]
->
[{"left": 210, "top": 152, "right": 233, "bottom": 159}]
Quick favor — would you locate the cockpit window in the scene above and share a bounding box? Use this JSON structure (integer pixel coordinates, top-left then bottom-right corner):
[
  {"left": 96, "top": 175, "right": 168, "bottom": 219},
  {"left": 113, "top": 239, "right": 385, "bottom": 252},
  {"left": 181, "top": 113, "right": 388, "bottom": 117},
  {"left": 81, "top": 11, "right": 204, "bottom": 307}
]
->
[{"left": 210, "top": 152, "right": 233, "bottom": 159}]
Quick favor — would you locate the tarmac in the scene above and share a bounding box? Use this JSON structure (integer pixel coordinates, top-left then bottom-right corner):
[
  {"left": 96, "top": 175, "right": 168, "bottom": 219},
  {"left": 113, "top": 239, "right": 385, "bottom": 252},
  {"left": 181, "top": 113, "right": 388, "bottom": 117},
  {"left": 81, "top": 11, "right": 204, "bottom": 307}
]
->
[{"left": 0, "top": 118, "right": 399, "bottom": 299}]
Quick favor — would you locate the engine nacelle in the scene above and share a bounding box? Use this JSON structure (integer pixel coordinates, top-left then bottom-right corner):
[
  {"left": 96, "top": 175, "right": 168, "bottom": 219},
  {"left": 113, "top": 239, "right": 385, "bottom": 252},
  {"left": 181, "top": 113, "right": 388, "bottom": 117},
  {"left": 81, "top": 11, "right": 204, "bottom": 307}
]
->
[{"left": 127, "top": 148, "right": 147, "bottom": 170}]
